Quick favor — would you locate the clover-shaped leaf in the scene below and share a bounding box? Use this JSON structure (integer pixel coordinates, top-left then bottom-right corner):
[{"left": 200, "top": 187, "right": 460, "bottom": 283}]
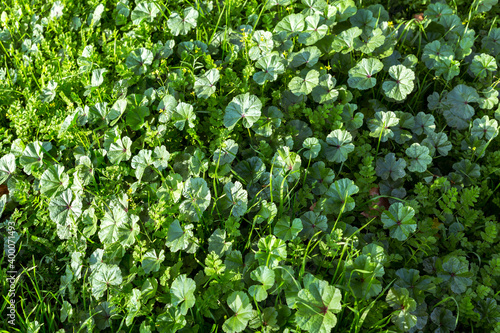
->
[
  {"left": 376, "top": 153, "right": 406, "bottom": 181},
  {"left": 382, "top": 65, "right": 415, "bottom": 101},
  {"left": 386, "top": 287, "right": 418, "bottom": 332},
  {"left": 381, "top": 203, "right": 416, "bottom": 241},
  {"left": 142, "top": 249, "right": 165, "bottom": 274},
  {"left": 249, "top": 266, "right": 275, "bottom": 302},
  {"left": 91, "top": 264, "right": 122, "bottom": 299},
  {"left": 367, "top": 111, "right": 399, "bottom": 142},
  {"left": 310, "top": 75, "right": 338, "bottom": 105},
  {"left": 341, "top": 103, "right": 364, "bottom": 130},
  {"left": 345, "top": 255, "right": 384, "bottom": 299},
  {"left": 471, "top": 115, "right": 498, "bottom": 140},
  {"left": 179, "top": 177, "right": 211, "bottom": 222},
  {"left": 234, "top": 157, "right": 266, "bottom": 185},
  {"left": 254, "top": 200, "right": 277, "bottom": 225},
  {"left": 355, "top": 28, "right": 386, "bottom": 54},
  {"left": 126, "top": 48, "right": 153, "bottom": 75},
  {"left": 289, "top": 69, "right": 320, "bottom": 96},
  {"left": 167, "top": 7, "right": 199, "bottom": 36},
  {"left": 422, "top": 41, "right": 454, "bottom": 69},
  {"left": 422, "top": 132, "right": 452, "bottom": 157},
  {"left": 406, "top": 143, "right": 432, "bottom": 173},
  {"left": 40, "top": 164, "right": 69, "bottom": 197},
  {"left": 194, "top": 68, "right": 219, "bottom": 99},
  {"left": 171, "top": 275, "right": 196, "bottom": 315},
  {"left": 412, "top": 112, "right": 436, "bottom": 135},
  {"left": 470, "top": 53, "right": 497, "bottom": 79},
  {"left": 214, "top": 139, "right": 239, "bottom": 165},
  {"left": 430, "top": 307, "right": 457, "bottom": 333},
  {"left": 224, "top": 93, "right": 262, "bottom": 129},
  {"left": 208, "top": 229, "right": 232, "bottom": 257},
  {"left": 0, "top": 153, "right": 15, "bottom": 185},
  {"left": 437, "top": 257, "right": 473, "bottom": 294},
  {"left": 108, "top": 136, "right": 132, "bottom": 165},
  {"left": 131, "top": 2, "right": 159, "bottom": 25},
  {"left": 249, "top": 30, "right": 273, "bottom": 60},
  {"left": 40, "top": 80, "right": 58, "bottom": 103},
  {"left": 348, "top": 58, "right": 383, "bottom": 90},
  {"left": 295, "top": 278, "right": 342, "bottom": 333},
  {"left": 324, "top": 129, "right": 355, "bottom": 163},
  {"left": 274, "top": 216, "right": 303, "bottom": 241}
]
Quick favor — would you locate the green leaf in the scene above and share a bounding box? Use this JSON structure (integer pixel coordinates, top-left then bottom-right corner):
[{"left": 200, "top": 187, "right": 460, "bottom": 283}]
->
[
  {"left": 325, "top": 129, "right": 355, "bottom": 163},
  {"left": 367, "top": 111, "right": 399, "bottom": 142},
  {"left": 422, "top": 40, "right": 454, "bottom": 69},
  {"left": 298, "top": 14, "right": 328, "bottom": 45},
  {"left": 254, "top": 200, "right": 277, "bottom": 224},
  {"left": 221, "top": 181, "right": 248, "bottom": 217},
  {"left": 311, "top": 74, "right": 338, "bottom": 104},
  {"left": 386, "top": 287, "right": 418, "bottom": 331},
  {"left": 170, "top": 274, "right": 196, "bottom": 315},
  {"left": 471, "top": 115, "right": 498, "bottom": 140},
  {"left": 430, "top": 307, "right": 457, "bottom": 332},
  {"left": 405, "top": 143, "right": 432, "bottom": 173},
  {"left": 306, "top": 161, "right": 335, "bottom": 196},
  {"left": 194, "top": 68, "right": 219, "bottom": 99},
  {"left": 324, "top": 178, "right": 359, "bottom": 214},
  {"left": 274, "top": 216, "right": 303, "bottom": 241},
  {"left": 117, "top": 214, "right": 140, "bottom": 248},
  {"left": 131, "top": 2, "right": 159, "bottom": 25},
  {"left": 20, "top": 141, "right": 48, "bottom": 175},
  {"left": 142, "top": 249, "right": 165, "bottom": 274},
  {"left": 126, "top": 48, "right": 153, "bottom": 75},
  {"left": 224, "top": 93, "right": 263, "bottom": 129},
  {"left": 251, "top": 106, "right": 283, "bottom": 137},
  {"left": 223, "top": 292, "right": 253, "bottom": 333},
  {"left": 289, "top": 69, "right": 320, "bottom": 96},
  {"left": 99, "top": 205, "right": 128, "bottom": 244},
  {"left": 131, "top": 149, "right": 153, "bottom": 180},
  {"left": 382, "top": 65, "right": 415, "bottom": 101},
  {"left": 347, "top": 58, "right": 383, "bottom": 90},
  {"left": 302, "top": 137, "right": 321, "bottom": 159},
  {"left": 0, "top": 153, "right": 16, "bottom": 184},
  {"left": 166, "top": 220, "right": 194, "bottom": 252},
  {"left": 179, "top": 177, "right": 211, "bottom": 222},
  {"left": 108, "top": 136, "right": 132, "bottom": 164},
  {"left": 172, "top": 102, "right": 196, "bottom": 130},
  {"left": 249, "top": 266, "right": 275, "bottom": 302},
  {"left": 91, "top": 264, "right": 122, "bottom": 299},
  {"left": 470, "top": 53, "right": 497, "bottom": 78},
  {"left": 331, "top": 27, "right": 362, "bottom": 53},
  {"left": 381, "top": 203, "right": 416, "bottom": 241},
  {"left": 208, "top": 229, "right": 232, "bottom": 257},
  {"left": 255, "top": 235, "right": 286, "bottom": 268},
  {"left": 40, "top": 164, "right": 69, "bottom": 197},
  {"left": 272, "top": 146, "right": 302, "bottom": 183},
  {"left": 376, "top": 153, "right": 406, "bottom": 181},
  {"left": 167, "top": 7, "right": 199, "bottom": 36},
  {"left": 253, "top": 53, "right": 286, "bottom": 85},
  {"left": 422, "top": 132, "right": 452, "bottom": 156},
  {"left": 274, "top": 13, "right": 305, "bottom": 36},
  {"left": 290, "top": 46, "right": 322, "bottom": 68},
  {"left": 412, "top": 112, "right": 436, "bottom": 135},
  {"left": 153, "top": 146, "right": 170, "bottom": 171},
  {"left": 234, "top": 157, "right": 266, "bottom": 184},
  {"left": 295, "top": 277, "right": 342, "bottom": 333},
  {"left": 299, "top": 211, "right": 327, "bottom": 238},
  {"left": 39, "top": 80, "right": 57, "bottom": 103},
  {"left": 48, "top": 189, "right": 82, "bottom": 230},
  {"left": 214, "top": 139, "right": 238, "bottom": 165},
  {"left": 437, "top": 257, "right": 473, "bottom": 294}
]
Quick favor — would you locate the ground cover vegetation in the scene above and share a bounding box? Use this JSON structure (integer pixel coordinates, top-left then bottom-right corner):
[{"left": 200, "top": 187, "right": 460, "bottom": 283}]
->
[{"left": 0, "top": 0, "right": 500, "bottom": 332}]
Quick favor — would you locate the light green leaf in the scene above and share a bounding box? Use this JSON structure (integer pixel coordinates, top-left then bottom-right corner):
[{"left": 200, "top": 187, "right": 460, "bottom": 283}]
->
[
  {"left": 406, "top": 143, "right": 432, "bottom": 173},
  {"left": 348, "top": 58, "right": 383, "bottom": 90},
  {"left": 381, "top": 203, "right": 416, "bottom": 241},
  {"left": 194, "top": 68, "right": 219, "bottom": 99},
  {"left": 274, "top": 216, "right": 303, "bottom": 241},
  {"left": 167, "top": 7, "right": 199, "bottom": 36},
  {"left": 108, "top": 136, "right": 132, "bottom": 164},
  {"left": 142, "top": 249, "right": 165, "bottom": 274},
  {"left": 0, "top": 153, "right": 16, "bottom": 184},
  {"left": 224, "top": 93, "right": 262, "bottom": 129},
  {"left": 223, "top": 291, "right": 254, "bottom": 333},
  {"left": 382, "top": 65, "right": 415, "bottom": 101},
  {"left": 91, "top": 264, "right": 122, "bottom": 299},
  {"left": 171, "top": 275, "right": 196, "bottom": 315},
  {"left": 131, "top": 2, "right": 159, "bottom": 25},
  {"left": 40, "top": 164, "right": 69, "bottom": 197}
]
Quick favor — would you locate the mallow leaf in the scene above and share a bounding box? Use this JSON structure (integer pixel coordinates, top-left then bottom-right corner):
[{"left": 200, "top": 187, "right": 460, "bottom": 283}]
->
[
  {"left": 311, "top": 74, "right": 339, "bottom": 104},
  {"left": 325, "top": 129, "right": 355, "bottom": 163},
  {"left": 382, "top": 65, "right": 415, "bottom": 101},
  {"left": 223, "top": 291, "right": 253, "bottom": 333},
  {"left": 179, "top": 177, "right": 211, "bottom": 222},
  {"left": 274, "top": 216, "right": 303, "bottom": 241},
  {"left": 271, "top": 146, "right": 302, "bottom": 183},
  {"left": 142, "top": 249, "right": 165, "bottom": 274},
  {"left": 289, "top": 69, "right": 320, "bottom": 96},
  {"left": 170, "top": 275, "right": 196, "bottom": 315},
  {"left": 471, "top": 115, "right": 498, "bottom": 140},
  {"left": 302, "top": 137, "right": 321, "bottom": 159},
  {"left": 376, "top": 153, "right": 406, "bottom": 181},
  {"left": 437, "top": 257, "right": 473, "bottom": 294},
  {"left": 253, "top": 53, "right": 286, "bottom": 85},
  {"left": 48, "top": 189, "right": 82, "bottom": 228},
  {"left": 290, "top": 46, "right": 322, "bottom": 68},
  {"left": 0, "top": 153, "right": 16, "bottom": 184},
  {"left": 298, "top": 14, "right": 328, "bottom": 45},
  {"left": 251, "top": 106, "right": 283, "bottom": 137},
  {"left": 470, "top": 53, "right": 497, "bottom": 79},
  {"left": 430, "top": 307, "right": 457, "bottom": 333},
  {"left": 194, "top": 68, "right": 219, "bottom": 99},
  {"left": 249, "top": 266, "right": 275, "bottom": 302},
  {"left": 299, "top": 211, "right": 327, "bottom": 238},
  {"left": 324, "top": 178, "right": 359, "bottom": 214},
  {"left": 99, "top": 205, "right": 128, "bottom": 244},
  {"left": 131, "top": 149, "right": 153, "bottom": 180},
  {"left": 222, "top": 181, "right": 248, "bottom": 218},
  {"left": 214, "top": 139, "right": 238, "bottom": 165},
  {"left": 172, "top": 102, "right": 196, "bottom": 130},
  {"left": 126, "top": 48, "right": 153, "bottom": 75},
  {"left": 131, "top": 1, "right": 159, "bottom": 25},
  {"left": 40, "top": 164, "right": 69, "bottom": 197},
  {"left": 108, "top": 136, "right": 132, "bottom": 165},
  {"left": 166, "top": 220, "right": 194, "bottom": 252},
  {"left": 422, "top": 132, "right": 452, "bottom": 156},
  {"left": 406, "top": 143, "right": 432, "bottom": 173},
  {"left": 167, "top": 7, "right": 199, "bottom": 36},
  {"left": 91, "top": 264, "right": 122, "bottom": 299},
  {"left": 347, "top": 58, "right": 383, "bottom": 90},
  {"left": 295, "top": 277, "right": 342, "bottom": 333},
  {"left": 224, "top": 93, "right": 262, "bottom": 129},
  {"left": 367, "top": 111, "right": 399, "bottom": 142},
  {"left": 274, "top": 13, "right": 305, "bottom": 36},
  {"left": 381, "top": 203, "right": 417, "bottom": 241}
]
